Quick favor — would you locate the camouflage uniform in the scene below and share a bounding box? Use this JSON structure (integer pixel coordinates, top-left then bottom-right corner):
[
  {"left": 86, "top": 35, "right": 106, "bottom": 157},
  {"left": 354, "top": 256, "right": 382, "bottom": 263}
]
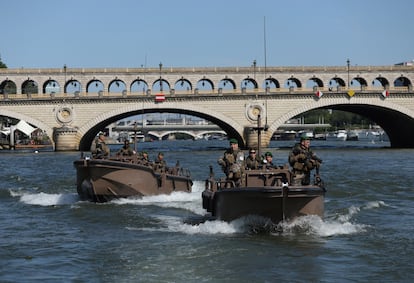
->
[
  {"left": 288, "top": 141, "right": 321, "bottom": 185},
  {"left": 117, "top": 141, "right": 134, "bottom": 156},
  {"left": 91, "top": 134, "right": 110, "bottom": 159},
  {"left": 153, "top": 152, "right": 167, "bottom": 172},
  {"left": 218, "top": 139, "right": 245, "bottom": 185},
  {"left": 245, "top": 155, "right": 261, "bottom": 169}
]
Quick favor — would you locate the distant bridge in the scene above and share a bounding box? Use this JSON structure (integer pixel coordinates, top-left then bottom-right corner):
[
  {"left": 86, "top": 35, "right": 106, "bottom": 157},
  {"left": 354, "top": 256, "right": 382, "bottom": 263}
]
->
[{"left": 110, "top": 121, "right": 330, "bottom": 140}]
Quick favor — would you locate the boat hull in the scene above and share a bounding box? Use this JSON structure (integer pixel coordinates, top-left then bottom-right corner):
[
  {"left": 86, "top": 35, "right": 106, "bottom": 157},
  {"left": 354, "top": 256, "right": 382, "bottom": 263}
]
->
[
  {"left": 202, "top": 186, "right": 324, "bottom": 223},
  {"left": 74, "top": 158, "right": 192, "bottom": 202}
]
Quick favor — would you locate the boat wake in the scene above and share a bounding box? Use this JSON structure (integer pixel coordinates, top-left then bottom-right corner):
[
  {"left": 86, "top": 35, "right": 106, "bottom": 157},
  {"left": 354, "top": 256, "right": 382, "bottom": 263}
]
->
[
  {"left": 139, "top": 200, "right": 384, "bottom": 237},
  {"left": 111, "top": 180, "right": 206, "bottom": 215},
  {"left": 10, "top": 190, "right": 80, "bottom": 206}
]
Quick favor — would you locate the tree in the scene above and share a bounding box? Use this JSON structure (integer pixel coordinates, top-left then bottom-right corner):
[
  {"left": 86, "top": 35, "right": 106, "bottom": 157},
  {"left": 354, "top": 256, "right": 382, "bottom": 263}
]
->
[{"left": 0, "top": 55, "right": 7, "bottom": 68}]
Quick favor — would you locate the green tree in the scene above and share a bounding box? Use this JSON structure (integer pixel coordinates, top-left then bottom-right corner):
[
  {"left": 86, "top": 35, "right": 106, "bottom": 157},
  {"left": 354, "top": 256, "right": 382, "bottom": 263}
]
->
[{"left": 0, "top": 55, "right": 7, "bottom": 68}]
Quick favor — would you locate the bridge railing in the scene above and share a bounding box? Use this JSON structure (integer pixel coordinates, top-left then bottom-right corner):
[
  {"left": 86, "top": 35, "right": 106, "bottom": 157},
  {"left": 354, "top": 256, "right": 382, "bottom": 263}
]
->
[{"left": 0, "top": 86, "right": 412, "bottom": 100}]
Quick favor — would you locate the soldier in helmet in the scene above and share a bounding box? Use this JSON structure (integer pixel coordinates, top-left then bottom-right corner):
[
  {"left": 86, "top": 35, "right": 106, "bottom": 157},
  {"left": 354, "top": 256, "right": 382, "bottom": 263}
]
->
[
  {"left": 218, "top": 138, "right": 245, "bottom": 186},
  {"left": 288, "top": 136, "right": 322, "bottom": 185},
  {"left": 245, "top": 148, "right": 261, "bottom": 170},
  {"left": 91, "top": 132, "right": 110, "bottom": 159}
]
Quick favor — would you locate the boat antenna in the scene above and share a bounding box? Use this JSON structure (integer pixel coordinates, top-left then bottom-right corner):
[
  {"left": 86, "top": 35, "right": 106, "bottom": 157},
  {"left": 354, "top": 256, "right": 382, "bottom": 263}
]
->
[
  {"left": 254, "top": 114, "right": 265, "bottom": 158},
  {"left": 263, "top": 16, "right": 269, "bottom": 131}
]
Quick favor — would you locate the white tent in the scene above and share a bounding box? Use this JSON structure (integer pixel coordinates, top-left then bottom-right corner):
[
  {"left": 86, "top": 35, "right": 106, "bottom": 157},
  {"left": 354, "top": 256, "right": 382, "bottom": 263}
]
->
[{"left": 15, "top": 120, "right": 36, "bottom": 136}]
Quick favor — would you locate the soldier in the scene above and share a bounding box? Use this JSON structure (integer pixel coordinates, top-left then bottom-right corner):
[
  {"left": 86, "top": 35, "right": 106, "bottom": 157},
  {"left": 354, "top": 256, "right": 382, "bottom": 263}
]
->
[
  {"left": 91, "top": 132, "right": 110, "bottom": 159},
  {"left": 262, "top": 151, "right": 276, "bottom": 169},
  {"left": 288, "top": 136, "right": 322, "bottom": 185},
  {"left": 245, "top": 148, "right": 261, "bottom": 170},
  {"left": 218, "top": 138, "right": 245, "bottom": 185},
  {"left": 116, "top": 140, "right": 134, "bottom": 156},
  {"left": 153, "top": 152, "right": 167, "bottom": 172}
]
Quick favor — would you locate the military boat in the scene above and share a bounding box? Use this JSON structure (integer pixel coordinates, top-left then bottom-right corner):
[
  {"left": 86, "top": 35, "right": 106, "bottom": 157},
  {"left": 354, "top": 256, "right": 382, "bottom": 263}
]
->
[
  {"left": 74, "top": 154, "right": 193, "bottom": 202},
  {"left": 201, "top": 115, "right": 326, "bottom": 224},
  {"left": 202, "top": 165, "right": 325, "bottom": 223}
]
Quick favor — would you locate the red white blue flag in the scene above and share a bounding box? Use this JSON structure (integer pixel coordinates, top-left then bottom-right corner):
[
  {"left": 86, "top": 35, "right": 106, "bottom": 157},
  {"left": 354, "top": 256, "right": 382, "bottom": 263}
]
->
[
  {"left": 315, "top": 90, "right": 323, "bottom": 98},
  {"left": 382, "top": 90, "right": 389, "bottom": 98},
  {"left": 155, "top": 93, "right": 165, "bottom": 102}
]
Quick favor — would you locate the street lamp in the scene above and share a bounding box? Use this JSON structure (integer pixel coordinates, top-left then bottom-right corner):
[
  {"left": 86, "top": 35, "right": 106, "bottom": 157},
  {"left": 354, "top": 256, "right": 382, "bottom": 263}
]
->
[
  {"left": 63, "top": 64, "right": 67, "bottom": 93},
  {"left": 253, "top": 59, "right": 256, "bottom": 81},
  {"left": 159, "top": 62, "right": 163, "bottom": 92},
  {"left": 346, "top": 59, "right": 350, "bottom": 88}
]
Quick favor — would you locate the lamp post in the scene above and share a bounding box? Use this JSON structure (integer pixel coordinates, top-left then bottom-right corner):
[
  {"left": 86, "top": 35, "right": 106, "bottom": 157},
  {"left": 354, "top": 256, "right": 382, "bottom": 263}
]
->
[
  {"left": 346, "top": 59, "right": 350, "bottom": 88},
  {"left": 159, "top": 62, "right": 163, "bottom": 92},
  {"left": 253, "top": 59, "right": 256, "bottom": 81},
  {"left": 63, "top": 64, "right": 67, "bottom": 93}
]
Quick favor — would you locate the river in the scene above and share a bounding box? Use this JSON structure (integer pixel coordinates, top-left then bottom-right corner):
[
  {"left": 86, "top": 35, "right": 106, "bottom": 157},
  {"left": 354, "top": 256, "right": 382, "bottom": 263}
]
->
[{"left": 1, "top": 138, "right": 413, "bottom": 282}]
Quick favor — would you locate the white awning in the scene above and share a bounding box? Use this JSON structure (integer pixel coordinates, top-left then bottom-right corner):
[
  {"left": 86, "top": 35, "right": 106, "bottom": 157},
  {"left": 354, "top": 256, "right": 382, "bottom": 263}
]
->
[{"left": 15, "top": 120, "right": 36, "bottom": 136}]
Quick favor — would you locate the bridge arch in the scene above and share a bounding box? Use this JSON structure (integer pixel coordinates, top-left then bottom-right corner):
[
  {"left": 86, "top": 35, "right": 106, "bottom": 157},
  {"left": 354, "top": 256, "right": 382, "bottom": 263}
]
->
[
  {"left": 65, "top": 79, "right": 81, "bottom": 94},
  {"left": 269, "top": 97, "right": 414, "bottom": 148},
  {"left": 174, "top": 78, "right": 192, "bottom": 91},
  {"left": 196, "top": 78, "right": 214, "bottom": 90},
  {"left": 108, "top": 79, "right": 126, "bottom": 93},
  {"left": 153, "top": 79, "right": 170, "bottom": 91},
  {"left": 22, "top": 79, "right": 38, "bottom": 95},
  {"left": 219, "top": 78, "right": 236, "bottom": 90},
  {"left": 265, "top": 77, "right": 280, "bottom": 89},
  {"left": 241, "top": 77, "right": 258, "bottom": 89},
  {"left": 43, "top": 79, "right": 60, "bottom": 94},
  {"left": 373, "top": 77, "right": 389, "bottom": 88},
  {"left": 394, "top": 76, "right": 412, "bottom": 88},
  {"left": 0, "top": 80, "right": 17, "bottom": 94},
  {"left": 0, "top": 109, "right": 54, "bottom": 145},
  {"left": 76, "top": 104, "right": 245, "bottom": 151},
  {"left": 131, "top": 79, "right": 148, "bottom": 93},
  {"left": 86, "top": 79, "right": 104, "bottom": 93}
]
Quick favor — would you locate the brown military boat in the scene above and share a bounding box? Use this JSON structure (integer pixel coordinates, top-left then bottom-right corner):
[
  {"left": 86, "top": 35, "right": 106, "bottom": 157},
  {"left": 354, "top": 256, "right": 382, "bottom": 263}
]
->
[
  {"left": 74, "top": 154, "right": 193, "bottom": 202},
  {"left": 202, "top": 115, "right": 326, "bottom": 224},
  {"left": 202, "top": 165, "right": 325, "bottom": 223}
]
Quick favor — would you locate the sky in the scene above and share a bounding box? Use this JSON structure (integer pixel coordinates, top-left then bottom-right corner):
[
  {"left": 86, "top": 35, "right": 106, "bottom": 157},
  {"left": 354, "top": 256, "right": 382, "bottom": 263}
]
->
[{"left": 1, "top": 0, "right": 413, "bottom": 69}]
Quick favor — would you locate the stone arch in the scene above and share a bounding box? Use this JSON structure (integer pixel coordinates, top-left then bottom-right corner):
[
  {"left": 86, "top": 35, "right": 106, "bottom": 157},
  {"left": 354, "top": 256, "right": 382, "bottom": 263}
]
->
[
  {"left": 268, "top": 97, "right": 414, "bottom": 148},
  {"left": 131, "top": 79, "right": 149, "bottom": 93},
  {"left": 108, "top": 78, "right": 126, "bottom": 93},
  {"left": 22, "top": 79, "right": 39, "bottom": 95},
  {"left": 241, "top": 77, "right": 258, "bottom": 89},
  {"left": 43, "top": 79, "right": 60, "bottom": 94},
  {"left": 372, "top": 76, "right": 389, "bottom": 89},
  {"left": 65, "top": 79, "right": 81, "bottom": 94},
  {"left": 174, "top": 78, "right": 192, "bottom": 92},
  {"left": 87, "top": 79, "right": 104, "bottom": 94},
  {"left": 0, "top": 109, "right": 54, "bottom": 147},
  {"left": 284, "top": 77, "right": 302, "bottom": 88},
  {"left": 218, "top": 78, "right": 236, "bottom": 90},
  {"left": 1, "top": 79, "right": 17, "bottom": 94},
  {"left": 196, "top": 78, "right": 214, "bottom": 91},
  {"left": 153, "top": 79, "right": 170, "bottom": 92},
  {"left": 306, "top": 77, "right": 324, "bottom": 88},
  {"left": 76, "top": 104, "right": 245, "bottom": 151},
  {"left": 394, "top": 76, "right": 412, "bottom": 88},
  {"left": 264, "top": 77, "right": 280, "bottom": 89}
]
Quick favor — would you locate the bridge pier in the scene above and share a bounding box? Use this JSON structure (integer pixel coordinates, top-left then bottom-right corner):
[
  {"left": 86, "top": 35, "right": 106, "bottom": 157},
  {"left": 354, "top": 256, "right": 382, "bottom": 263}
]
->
[
  {"left": 244, "top": 127, "right": 272, "bottom": 151},
  {"left": 53, "top": 127, "right": 79, "bottom": 151}
]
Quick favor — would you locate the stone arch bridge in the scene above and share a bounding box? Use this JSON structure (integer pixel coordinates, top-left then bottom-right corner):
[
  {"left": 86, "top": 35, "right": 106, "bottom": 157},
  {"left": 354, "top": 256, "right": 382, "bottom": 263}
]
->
[{"left": 1, "top": 65, "right": 414, "bottom": 151}]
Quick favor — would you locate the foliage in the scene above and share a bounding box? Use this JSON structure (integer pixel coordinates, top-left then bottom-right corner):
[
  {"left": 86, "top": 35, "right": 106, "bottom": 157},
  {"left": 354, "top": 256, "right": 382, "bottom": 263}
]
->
[
  {"left": 297, "top": 109, "right": 375, "bottom": 130},
  {"left": 0, "top": 55, "right": 7, "bottom": 68}
]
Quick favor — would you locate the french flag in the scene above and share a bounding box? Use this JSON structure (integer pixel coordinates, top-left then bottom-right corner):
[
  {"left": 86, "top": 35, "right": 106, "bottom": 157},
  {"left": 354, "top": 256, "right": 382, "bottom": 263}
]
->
[
  {"left": 382, "top": 90, "right": 389, "bottom": 98},
  {"left": 155, "top": 93, "right": 165, "bottom": 102},
  {"left": 315, "top": 90, "right": 323, "bottom": 98}
]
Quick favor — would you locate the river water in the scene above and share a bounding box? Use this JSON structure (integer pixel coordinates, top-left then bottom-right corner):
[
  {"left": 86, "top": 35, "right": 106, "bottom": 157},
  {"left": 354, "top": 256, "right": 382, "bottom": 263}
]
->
[{"left": 1, "top": 138, "right": 413, "bottom": 282}]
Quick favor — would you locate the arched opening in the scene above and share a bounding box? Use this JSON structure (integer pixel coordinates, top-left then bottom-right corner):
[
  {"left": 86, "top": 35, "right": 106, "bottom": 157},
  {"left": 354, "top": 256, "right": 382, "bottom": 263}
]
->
[
  {"left": 43, "top": 79, "right": 60, "bottom": 94},
  {"left": 22, "top": 79, "right": 38, "bottom": 95}
]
